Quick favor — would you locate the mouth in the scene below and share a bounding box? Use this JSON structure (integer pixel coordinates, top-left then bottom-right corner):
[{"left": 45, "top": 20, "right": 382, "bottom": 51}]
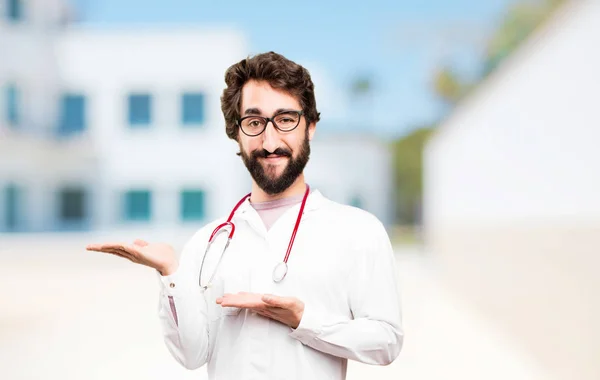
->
[{"left": 261, "top": 154, "right": 289, "bottom": 163}]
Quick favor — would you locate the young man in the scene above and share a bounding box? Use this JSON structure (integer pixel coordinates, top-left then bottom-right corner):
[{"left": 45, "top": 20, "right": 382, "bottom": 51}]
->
[{"left": 87, "top": 52, "right": 403, "bottom": 379}]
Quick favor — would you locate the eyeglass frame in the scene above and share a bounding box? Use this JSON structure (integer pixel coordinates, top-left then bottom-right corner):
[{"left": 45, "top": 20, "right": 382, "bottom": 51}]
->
[{"left": 237, "top": 110, "right": 305, "bottom": 137}]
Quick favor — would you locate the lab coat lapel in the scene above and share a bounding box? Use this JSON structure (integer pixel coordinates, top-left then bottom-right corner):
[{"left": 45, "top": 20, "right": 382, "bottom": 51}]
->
[{"left": 234, "top": 198, "right": 268, "bottom": 238}]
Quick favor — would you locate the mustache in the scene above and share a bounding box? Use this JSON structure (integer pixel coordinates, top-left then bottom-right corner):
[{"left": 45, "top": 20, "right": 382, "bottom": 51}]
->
[{"left": 251, "top": 148, "right": 292, "bottom": 159}]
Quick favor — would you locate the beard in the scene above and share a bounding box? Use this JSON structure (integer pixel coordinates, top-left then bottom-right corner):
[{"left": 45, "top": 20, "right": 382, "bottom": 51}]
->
[{"left": 240, "top": 132, "right": 311, "bottom": 195}]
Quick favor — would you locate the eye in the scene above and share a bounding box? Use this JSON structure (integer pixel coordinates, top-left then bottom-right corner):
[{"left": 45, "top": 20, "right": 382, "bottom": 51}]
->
[
  {"left": 243, "top": 117, "right": 265, "bottom": 128},
  {"left": 275, "top": 112, "right": 299, "bottom": 125}
]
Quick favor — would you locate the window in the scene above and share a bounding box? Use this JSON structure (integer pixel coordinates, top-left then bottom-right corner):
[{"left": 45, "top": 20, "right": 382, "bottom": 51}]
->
[
  {"left": 4, "top": 184, "right": 20, "bottom": 231},
  {"left": 59, "top": 188, "right": 86, "bottom": 222},
  {"left": 58, "top": 94, "right": 86, "bottom": 136},
  {"left": 5, "top": 84, "right": 18, "bottom": 127},
  {"left": 181, "top": 190, "right": 205, "bottom": 221},
  {"left": 181, "top": 93, "right": 205, "bottom": 126},
  {"left": 124, "top": 190, "right": 151, "bottom": 221},
  {"left": 7, "top": 0, "right": 23, "bottom": 22},
  {"left": 128, "top": 93, "right": 151, "bottom": 127}
]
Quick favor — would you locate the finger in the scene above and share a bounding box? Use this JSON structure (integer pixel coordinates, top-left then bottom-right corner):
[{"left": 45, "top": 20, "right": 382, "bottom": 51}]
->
[
  {"left": 255, "top": 310, "right": 271, "bottom": 318},
  {"left": 219, "top": 299, "right": 252, "bottom": 308},
  {"left": 255, "top": 309, "right": 283, "bottom": 324},
  {"left": 216, "top": 294, "right": 238, "bottom": 307},
  {"left": 106, "top": 246, "right": 140, "bottom": 261},
  {"left": 100, "top": 249, "right": 126, "bottom": 260},
  {"left": 117, "top": 244, "right": 143, "bottom": 259},
  {"left": 216, "top": 293, "right": 233, "bottom": 304},
  {"left": 104, "top": 248, "right": 135, "bottom": 261},
  {"left": 254, "top": 307, "right": 273, "bottom": 316},
  {"left": 219, "top": 295, "right": 263, "bottom": 309},
  {"left": 87, "top": 244, "right": 124, "bottom": 256},
  {"left": 262, "top": 294, "right": 291, "bottom": 308},
  {"left": 86, "top": 243, "right": 107, "bottom": 251},
  {"left": 87, "top": 242, "right": 127, "bottom": 252}
]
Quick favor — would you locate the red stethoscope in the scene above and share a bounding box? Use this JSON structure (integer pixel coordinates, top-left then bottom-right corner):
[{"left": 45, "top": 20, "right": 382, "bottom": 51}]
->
[{"left": 199, "top": 185, "right": 310, "bottom": 290}]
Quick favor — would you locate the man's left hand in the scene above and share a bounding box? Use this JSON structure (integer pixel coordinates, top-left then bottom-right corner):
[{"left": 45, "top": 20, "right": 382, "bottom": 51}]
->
[{"left": 216, "top": 292, "right": 304, "bottom": 329}]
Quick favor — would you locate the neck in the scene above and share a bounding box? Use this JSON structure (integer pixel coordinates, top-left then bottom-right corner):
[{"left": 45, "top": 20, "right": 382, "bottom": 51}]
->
[{"left": 250, "top": 174, "right": 307, "bottom": 203}]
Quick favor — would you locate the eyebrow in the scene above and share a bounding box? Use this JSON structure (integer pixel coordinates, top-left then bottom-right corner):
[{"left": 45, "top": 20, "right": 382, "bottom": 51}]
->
[
  {"left": 244, "top": 108, "right": 262, "bottom": 116},
  {"left": 243, "top": 108, "right": 296, "bottom": 116}
]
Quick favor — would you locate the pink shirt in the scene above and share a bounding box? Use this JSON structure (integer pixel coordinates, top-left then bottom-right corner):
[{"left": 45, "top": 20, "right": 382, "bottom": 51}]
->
[{"left": 249, "top": 191, "right": 306, "bottom": 231}]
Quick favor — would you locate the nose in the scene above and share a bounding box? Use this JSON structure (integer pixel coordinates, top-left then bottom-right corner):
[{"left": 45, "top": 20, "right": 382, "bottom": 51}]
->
[{"left": 261, "top": 120, "right": 280, "bottom": 153}]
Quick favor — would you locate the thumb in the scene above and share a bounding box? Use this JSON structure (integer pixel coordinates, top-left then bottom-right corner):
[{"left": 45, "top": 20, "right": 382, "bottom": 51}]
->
[{"left": 133, "top": 239, "right": 149, "bottom": 247}]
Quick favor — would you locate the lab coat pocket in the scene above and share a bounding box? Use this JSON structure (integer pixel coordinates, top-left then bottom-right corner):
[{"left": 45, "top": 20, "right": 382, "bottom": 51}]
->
[
  {"left": 221, "top": 305, "right": 242, "bottom": 316},
  {"left": 205, "top": 280, "right": 241, "bottom": 321},
  {"left": 221, "top": 278, "right": 243, "bottom": 317},
  {"left": 214, "top": 269, "right": 249, "bottom": 318}
]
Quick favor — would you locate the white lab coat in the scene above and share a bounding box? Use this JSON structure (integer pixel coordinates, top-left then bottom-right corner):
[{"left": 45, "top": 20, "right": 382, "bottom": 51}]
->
[{"left": 157, "top": 189, "right": 403, "bottom": 380}]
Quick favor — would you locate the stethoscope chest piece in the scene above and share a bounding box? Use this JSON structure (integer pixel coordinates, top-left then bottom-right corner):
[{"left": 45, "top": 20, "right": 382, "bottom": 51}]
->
[{"left": 272, "top": 262, "right": 288, "bottom": 283}]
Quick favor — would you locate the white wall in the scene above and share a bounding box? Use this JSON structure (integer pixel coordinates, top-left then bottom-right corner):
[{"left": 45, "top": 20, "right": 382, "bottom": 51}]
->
[
  {"left": 0, "top": 0, "right": 69, "bottom": 136},
  {"left": 424, "top": 0, "right": 600, "bottom": 228},
  {"left": 308, "top": 133, "right": 394, "bottom": 226},
  {"left": 0, "top": 137, "right": 98, "bottom": 231},
  {"left": 0, "top": 0, "right": 78, "bottom": 231},
  {"left": 422, "top": 2, "right": 600, "bottom": 379}
]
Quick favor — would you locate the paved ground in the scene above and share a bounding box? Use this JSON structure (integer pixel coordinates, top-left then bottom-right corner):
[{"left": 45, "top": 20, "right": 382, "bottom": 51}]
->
[{"left": 0, "top": 233, "right": 549, "bottom": 379}]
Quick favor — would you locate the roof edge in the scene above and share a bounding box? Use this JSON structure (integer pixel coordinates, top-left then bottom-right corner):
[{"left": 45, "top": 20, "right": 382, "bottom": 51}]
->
[{"left": 427, "top": 0, "right": 581, "bottom": 145}]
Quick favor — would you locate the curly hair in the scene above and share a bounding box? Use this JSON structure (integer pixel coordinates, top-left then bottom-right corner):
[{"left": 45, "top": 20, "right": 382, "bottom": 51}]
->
[{"left": 220, "top": 51, "right": 321, "bottom": 141}]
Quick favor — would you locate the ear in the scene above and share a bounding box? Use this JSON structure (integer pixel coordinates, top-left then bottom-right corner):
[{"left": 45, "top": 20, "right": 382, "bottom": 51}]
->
[
  {"left": 307, "top": 122, "right": 316, "bottom": 141},
  {"left": 235, "top": 133, "right": 244, "bottom": 156}
]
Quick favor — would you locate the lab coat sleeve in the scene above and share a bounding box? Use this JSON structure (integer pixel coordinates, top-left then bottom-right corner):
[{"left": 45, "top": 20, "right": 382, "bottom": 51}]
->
[
  {"left": 157, "top": 231, "right": 210, "bottom": 370},
  {"left": 288, "top": 219, "right": 403, "bottom": 365}
]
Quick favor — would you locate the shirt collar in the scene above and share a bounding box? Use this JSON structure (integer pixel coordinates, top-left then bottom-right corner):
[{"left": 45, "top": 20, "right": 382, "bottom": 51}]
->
[{"left": 235, "top": 188, "right": 327, "bottom": 218}]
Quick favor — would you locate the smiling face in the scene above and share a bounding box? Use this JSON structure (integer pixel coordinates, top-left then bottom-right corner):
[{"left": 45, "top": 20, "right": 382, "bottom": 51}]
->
[{"left": 238, "top": 80, "right": 316, "bottom": 195}]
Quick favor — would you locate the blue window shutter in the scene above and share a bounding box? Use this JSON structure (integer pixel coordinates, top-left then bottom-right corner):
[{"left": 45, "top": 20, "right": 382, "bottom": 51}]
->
[
  {"left": 4, "top": 184, "right": 20, "bottom": 230},
  {"left": 128, "top": 94, "right": 151, "bottom": 126},
  {"left": 7, "top": 0, "right": 23, "bottom": 22},
  {"left": 182, "top": 93, "right": 205, "bottom": 126},
  {"left": 124, "top": 190, "right": 151, "bottom": 221},
  {"left": 181, "top": 190, "right": 205, "bottom": 221},
  {"left": 59, "top": 94, "right": 86, "bottom": 136},
  {"left": 5, "top": 85, "right": 19, "bottom": 127},
  {"left": 59, "top": 188, "right": 86, "bottom": 222}
]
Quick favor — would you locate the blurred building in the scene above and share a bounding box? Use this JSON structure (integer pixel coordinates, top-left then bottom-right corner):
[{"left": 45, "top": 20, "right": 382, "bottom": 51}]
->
[
  {"left": 0, "top": 0, "right": 394, "bottom": 233},
  {"left": 423, "top": 1, "right": 599, "bottom": 379}
]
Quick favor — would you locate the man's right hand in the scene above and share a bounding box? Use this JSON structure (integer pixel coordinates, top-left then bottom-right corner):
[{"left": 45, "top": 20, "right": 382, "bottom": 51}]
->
[{"left": 86, "top": 239, "right": 178, "bottom": 276}]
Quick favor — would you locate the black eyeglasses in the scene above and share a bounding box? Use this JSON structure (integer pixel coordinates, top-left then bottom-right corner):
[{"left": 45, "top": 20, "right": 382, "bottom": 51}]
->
[{"left": 238, "top": 110, "right": 304, "bottom": 137}]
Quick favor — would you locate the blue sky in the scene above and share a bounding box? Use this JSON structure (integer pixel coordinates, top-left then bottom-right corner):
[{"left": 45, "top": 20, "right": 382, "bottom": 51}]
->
[{"left": 73, "top": 0, "right": 515, "bottom": 138}]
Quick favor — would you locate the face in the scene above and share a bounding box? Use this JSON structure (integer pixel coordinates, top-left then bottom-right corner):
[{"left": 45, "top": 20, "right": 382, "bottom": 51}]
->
[{"left": 238, "top": 80, "right": 316, "bottom": 195}]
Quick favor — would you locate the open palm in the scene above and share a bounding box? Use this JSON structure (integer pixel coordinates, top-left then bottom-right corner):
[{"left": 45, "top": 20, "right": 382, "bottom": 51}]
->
[{"left": 86, "top": 239, "right": 177, "bottom": 275}]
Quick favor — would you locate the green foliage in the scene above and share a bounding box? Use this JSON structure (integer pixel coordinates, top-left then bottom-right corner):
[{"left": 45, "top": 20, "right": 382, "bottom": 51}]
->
[
  {"left": 431, "top": 0, "right": 567, "bottom": 103},
  {"left": 432, "top": 66, "right": 465, "bottom": 106},
  {"left": 351, "top": 76, "right": 372, "bottom": 95},
  {"left": 392, "top": 126, "right": 435, "bottom": 224},
  {"left": 483, "top": 0, "right": 566, "bottom": 75}
]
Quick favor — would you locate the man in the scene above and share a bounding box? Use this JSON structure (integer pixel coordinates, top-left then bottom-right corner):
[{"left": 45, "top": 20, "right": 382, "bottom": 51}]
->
[{"left": 87, "top": 51, "right": 403, "bottom": 379}]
